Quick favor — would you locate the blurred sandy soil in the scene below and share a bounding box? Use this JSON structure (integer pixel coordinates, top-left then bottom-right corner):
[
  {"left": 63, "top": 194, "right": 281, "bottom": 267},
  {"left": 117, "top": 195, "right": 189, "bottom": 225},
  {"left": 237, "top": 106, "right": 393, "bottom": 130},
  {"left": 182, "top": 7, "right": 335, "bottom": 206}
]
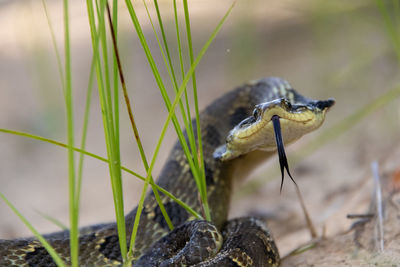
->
[{"left": 1, "top": 0, "right": 400, "bottom": 265}]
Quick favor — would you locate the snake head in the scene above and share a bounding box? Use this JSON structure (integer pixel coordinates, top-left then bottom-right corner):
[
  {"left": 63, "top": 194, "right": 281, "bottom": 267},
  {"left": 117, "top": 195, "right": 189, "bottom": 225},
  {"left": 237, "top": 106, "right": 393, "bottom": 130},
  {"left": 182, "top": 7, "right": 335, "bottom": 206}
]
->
[{"left": 213, "top": 95, "right": 334, "bottom": 162}]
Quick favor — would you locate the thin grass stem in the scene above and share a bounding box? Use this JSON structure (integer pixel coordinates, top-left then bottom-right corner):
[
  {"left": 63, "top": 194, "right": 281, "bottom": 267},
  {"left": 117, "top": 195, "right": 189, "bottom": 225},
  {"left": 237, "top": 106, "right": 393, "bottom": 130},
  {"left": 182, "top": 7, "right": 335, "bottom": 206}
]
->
[
  {"left": 42, "top": 0, "right": 65, "bottom": 93},
  {"left": 182, "top": 0, "right": 209, "bottom": 220},
  {"left": 86, "top": 0, "right": 127, "bottom": 260},
  {"left": 62, "top": 0, "right": 79, "bottom": 265},
  {"left": 0, "top": 128, "right": 202, "bottom": 219},
  {"left": 151, "top": 0, "right": 197, "bottom": 159},
  {"left": 0, "top": 193, "right": 67, "bottom": 267},
  {"left": 75, "top": 48, "right": 96, "bottom": 219},
  {"left": 35, "top": 210, "right": 69, "bottom": 231},
  {"left": 376, "top": 0, "right": 400, "bottom": 63}
]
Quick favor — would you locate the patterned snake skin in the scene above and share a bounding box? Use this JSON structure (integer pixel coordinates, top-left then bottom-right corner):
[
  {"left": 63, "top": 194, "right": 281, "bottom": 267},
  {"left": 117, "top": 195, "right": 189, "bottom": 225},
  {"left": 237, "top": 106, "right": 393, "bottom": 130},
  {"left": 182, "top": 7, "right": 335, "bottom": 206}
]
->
[{"left": 0, "top": 77, "right": 333, "bottom": 266}]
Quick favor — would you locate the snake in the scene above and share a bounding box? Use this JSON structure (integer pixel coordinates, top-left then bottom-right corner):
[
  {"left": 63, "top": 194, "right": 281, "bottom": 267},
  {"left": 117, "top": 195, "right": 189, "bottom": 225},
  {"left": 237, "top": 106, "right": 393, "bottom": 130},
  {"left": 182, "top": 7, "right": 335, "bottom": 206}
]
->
[{"left": 0, "top": 77, "right": 334, "bottom": 266}]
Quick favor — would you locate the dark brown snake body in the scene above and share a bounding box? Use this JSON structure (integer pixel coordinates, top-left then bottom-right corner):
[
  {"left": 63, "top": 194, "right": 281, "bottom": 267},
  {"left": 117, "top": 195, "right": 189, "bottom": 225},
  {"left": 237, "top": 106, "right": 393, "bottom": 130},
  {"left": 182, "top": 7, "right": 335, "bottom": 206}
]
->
[{"left": 0, "top": 77, "right": 334, "bottom": 266}]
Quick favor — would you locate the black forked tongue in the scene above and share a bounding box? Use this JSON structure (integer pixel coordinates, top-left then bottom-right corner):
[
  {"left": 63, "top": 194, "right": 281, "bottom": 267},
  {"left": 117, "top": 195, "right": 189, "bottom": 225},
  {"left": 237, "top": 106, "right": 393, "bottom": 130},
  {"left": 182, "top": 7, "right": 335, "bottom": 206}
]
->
[{"left": 271, "top": 115, "right": 296, "bottom": 193}]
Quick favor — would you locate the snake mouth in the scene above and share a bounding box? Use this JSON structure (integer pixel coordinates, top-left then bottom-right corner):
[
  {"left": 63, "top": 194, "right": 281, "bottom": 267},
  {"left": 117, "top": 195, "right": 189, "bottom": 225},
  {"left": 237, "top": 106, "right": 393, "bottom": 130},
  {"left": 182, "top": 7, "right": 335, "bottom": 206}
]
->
[
  {"left": 235, "top": 116, "right": 310, "bottom": 141},
  {"left": 214, "top": 96, "right": 334, "bottom": 162},
  {"left": 235, "top": 97, "right": 335, "bottom": 141},
  {"left": 235, "top": 101, "right": 317, "bottom": 141}
]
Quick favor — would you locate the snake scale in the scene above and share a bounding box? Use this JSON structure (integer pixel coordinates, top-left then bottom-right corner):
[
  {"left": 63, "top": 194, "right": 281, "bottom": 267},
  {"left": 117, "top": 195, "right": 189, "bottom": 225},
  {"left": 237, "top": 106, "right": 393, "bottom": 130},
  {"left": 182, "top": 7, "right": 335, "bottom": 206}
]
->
[{"left": 0, "top": 77, "right": 334, "bottom": 266}]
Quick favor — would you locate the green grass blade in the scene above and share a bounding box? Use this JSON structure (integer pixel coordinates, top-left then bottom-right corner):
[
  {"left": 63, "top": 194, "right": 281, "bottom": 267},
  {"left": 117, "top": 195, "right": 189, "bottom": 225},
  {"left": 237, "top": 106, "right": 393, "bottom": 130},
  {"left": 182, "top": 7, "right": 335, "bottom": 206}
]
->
[
  {"left": 42, "top": 0, "right": 65, "bottom": 93},
  {"left": 0, "top": 128, "right": 202, "bottom": 219},
  {"left": 123, "top": 7, "right": 207, "bottom": 225},
  {"left": 109, "top": 4, "right": 126, "bottom": 260},
  {"left": 43, "top": 0, "right": 84, "bottom": 247},
  {"left": 96, "top": 0, "right": 115, "bottom": 128},
  {"left": 171, "top": 0, "right": 198, "bottom": 164},
  {"left": 146, "top": 0, "right": 205, "bottom": 218},
  {"left": 35, "top": 210, "right": 69, "bottom": 231},
  {"left": 172, "top": 0, "right": 193, "bottom": 132},
  {"left": 152, "top": 0, "right": 194, "bottom": 139},
  {"left": 0, "top": 193, "right": 66, "bottom": 267},
  {"left": 173, "top": 0, "right": 184, "bottom": 80},
  {"left": 182, "top": 0, "right": 209, "bottom": 220},
  {"left": 98, "top": 1, "right": 114, "bottom": 124},
  {"left": 376, "top": 0, "right": 400, "bottom": 62},
  {"left": 86, "top": 0, "right": 127, "bottom": 261},
  {"left": 112, "top": 0, "right": 120, "bottom": 134},
  {"left": 75, "top": 48, "right": 96, "bottom": 219},
  {"left": 140, "top": 0, "right": 204, "bottom": 229},
  {"left": 111, "top": 2, "right": 121, "bottom": 212},
  {"left": 144, "top": 0, "right": 200, "bottom": 176},
  {"left": 62, "top": 0, "right": 78, "bottom": 265}
]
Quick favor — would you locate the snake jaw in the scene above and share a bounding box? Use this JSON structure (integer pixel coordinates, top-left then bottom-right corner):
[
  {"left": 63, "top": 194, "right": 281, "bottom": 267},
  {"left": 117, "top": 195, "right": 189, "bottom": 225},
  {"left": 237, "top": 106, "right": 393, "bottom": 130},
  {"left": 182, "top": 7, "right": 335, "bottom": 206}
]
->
[{"left": 214, "top": 95, "right": 334, "bottom": 162}]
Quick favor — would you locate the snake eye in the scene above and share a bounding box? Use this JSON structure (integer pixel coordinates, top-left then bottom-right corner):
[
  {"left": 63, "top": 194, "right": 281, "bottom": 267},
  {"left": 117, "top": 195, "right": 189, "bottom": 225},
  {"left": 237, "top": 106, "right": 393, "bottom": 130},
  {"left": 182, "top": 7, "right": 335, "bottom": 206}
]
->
[
  {"left": 282, "top": 99, "right": 292, "bottom": 109},
  {"left": 253, "top": 107, "right": 262, "bottom": 119}
]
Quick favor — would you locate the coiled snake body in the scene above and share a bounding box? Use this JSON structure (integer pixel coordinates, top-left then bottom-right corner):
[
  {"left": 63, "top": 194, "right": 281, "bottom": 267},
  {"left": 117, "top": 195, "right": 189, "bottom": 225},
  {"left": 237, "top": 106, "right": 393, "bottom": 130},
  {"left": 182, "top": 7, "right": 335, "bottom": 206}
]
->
[{"left": 0, "top": 77, "right": 334, "bottom": 266}]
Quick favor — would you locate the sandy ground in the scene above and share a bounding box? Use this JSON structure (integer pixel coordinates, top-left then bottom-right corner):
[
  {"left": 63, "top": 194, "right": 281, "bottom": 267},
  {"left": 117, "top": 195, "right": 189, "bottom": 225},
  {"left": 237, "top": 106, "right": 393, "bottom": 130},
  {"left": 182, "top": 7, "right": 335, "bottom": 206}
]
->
[{"left": 0, "top": 0, "right": 400, "bottom": 265}]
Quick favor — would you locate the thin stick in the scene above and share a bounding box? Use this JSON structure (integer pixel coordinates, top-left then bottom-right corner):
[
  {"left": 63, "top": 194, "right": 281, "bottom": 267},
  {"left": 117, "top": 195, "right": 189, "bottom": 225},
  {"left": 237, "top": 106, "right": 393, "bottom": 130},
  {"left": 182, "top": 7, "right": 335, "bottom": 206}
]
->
[
  {"left": 346, "top": 213, "right": 374, "bottom": 219},
  {"left": 371, "top": 161, "right": 384, "bottom": 252},
  {"left": 295, "top": 184, "right": 318, "bottom": 239},
  {"left": 271, "top": 116, "right": 317, "bottom": 237}
]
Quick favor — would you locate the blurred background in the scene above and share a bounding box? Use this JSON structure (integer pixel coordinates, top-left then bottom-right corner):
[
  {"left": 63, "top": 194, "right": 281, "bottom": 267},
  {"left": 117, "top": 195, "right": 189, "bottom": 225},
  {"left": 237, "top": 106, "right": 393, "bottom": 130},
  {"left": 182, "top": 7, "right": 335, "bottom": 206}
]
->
[{"left": 1, "top": 0, "right": 400, "bottom": 261}]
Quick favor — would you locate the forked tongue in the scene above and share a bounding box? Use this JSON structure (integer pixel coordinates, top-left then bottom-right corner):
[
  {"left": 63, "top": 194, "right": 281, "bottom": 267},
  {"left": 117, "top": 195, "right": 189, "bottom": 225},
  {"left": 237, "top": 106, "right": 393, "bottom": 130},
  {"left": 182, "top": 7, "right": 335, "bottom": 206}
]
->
[{"left": 271, "top": 115, "right": 297, "bottom": 192}]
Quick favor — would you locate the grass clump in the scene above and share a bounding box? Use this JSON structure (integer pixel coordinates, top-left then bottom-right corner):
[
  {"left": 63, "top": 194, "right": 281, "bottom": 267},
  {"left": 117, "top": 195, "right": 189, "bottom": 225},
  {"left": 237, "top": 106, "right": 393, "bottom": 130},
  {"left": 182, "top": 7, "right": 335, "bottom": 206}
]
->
[{"left": 1, "top": 1, "right": 236, "bottom": 266}]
